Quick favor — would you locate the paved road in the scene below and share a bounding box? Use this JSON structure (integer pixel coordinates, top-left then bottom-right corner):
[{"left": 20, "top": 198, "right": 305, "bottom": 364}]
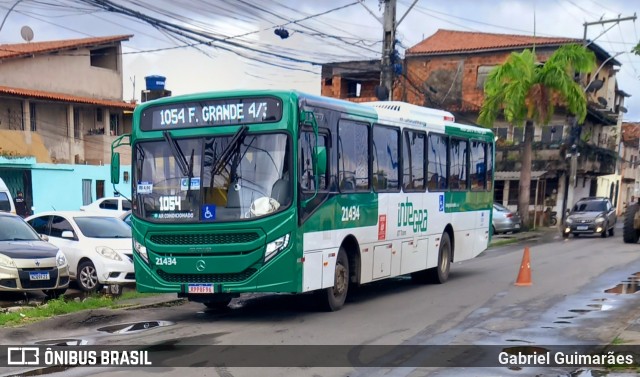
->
[{"left": 2, "top": 228, "right": 640, "bottom": 377}]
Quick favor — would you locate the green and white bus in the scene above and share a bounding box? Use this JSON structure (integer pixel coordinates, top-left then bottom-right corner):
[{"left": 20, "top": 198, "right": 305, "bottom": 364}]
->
[{"left": 111, "top": 90, "right": 494, "bottom": 311}]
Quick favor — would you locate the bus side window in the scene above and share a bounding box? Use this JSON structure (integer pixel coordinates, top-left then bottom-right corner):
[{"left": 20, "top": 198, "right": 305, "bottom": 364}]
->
[
  {"left": 427, "top": 133, "right": 448, "bottom": 191},
  {"left": 299, "top": 130, "right": 328, "bottom": 192}
]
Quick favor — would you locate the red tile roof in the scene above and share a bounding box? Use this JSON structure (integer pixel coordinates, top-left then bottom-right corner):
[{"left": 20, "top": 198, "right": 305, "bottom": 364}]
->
[
  {"left": 0, "top": 35, "right": 132, "bottom": 61},
  {"left": 0, "top": 85, "right": 136, "bottom": 110},
  {"left": 622, "top": 123, "right": 640, "bottom": 142},
  {"left": 406, "top": 29, "right": 580, "bottom": 55}
]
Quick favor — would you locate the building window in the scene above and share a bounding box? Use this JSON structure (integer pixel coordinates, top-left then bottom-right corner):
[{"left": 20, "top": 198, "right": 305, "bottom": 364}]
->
[
  {"left": 74, "top": 109, "right": 80, "bottom": 140},
  {"left": 96, "top": 180, "right": 105, "bottom": 200},
  {"left": 508, "top": 180, "right": 519, "bottom": 205},
  {"left": 29, "top": 103, "right": 36, "bottom": 131},
  {"left": 82, "top": 179, "right": 92, "bottom": 205},
  {"left": 90, "top": 47, "right": 117, "bottom": 70},
  {"left": 347, "top": 80, "right": 362, "bottom": 98},
  {"left": 110, "top": 113, "right": 119, "bottom": 136},
  {"left": 494, "top": 127, "right": 508, "bottom": 141},
  {"left": 513, "top": 127, "right": 524, "bottom": 143},
  {"left": 541, "top": 125, "right": 564, "bottom": 143},
  {"left": 476, "top": 65, "right": 497, "bottom": 89}
]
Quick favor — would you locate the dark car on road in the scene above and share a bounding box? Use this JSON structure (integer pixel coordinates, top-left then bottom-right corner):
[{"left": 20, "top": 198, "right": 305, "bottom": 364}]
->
[
  {"left": 563, "top": 197, "right": 617, "bottom": 238},
  {"left": 0, "top": 212, "right": 70, "bottom": 297}
]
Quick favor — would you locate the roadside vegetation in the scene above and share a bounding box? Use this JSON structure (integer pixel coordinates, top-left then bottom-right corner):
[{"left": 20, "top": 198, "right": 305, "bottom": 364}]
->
[{"left": 0, "top": 291, "right": 156, "bottom": 327}]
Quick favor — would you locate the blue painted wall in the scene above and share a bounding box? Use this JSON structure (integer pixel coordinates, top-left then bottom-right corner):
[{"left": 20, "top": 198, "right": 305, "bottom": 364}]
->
[{"left": 31, "top": 164, "right": 132, "bottom": 214}]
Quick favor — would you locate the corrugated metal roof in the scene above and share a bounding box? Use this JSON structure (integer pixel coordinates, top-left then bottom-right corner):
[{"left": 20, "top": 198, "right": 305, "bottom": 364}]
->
[
  {"left": 0, "top": 35, "right": 132, "bottom": 61},
  {"left": 495, "top": 171, "right": 548, "bottom": 180},
  {"left": 0, "top": 85, "right": 136, "bottom": 110}
]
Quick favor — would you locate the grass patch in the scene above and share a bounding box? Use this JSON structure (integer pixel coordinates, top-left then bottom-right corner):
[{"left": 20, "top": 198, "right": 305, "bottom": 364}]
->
[
  {"left": 489, "top": 238, "right": 521, "bottom": 248},
  {"left": 611, "top": 336, "right": 628, "bottom": 345},
  {"left": 0, "top": 292, "right": 159, "bottom": 327}
]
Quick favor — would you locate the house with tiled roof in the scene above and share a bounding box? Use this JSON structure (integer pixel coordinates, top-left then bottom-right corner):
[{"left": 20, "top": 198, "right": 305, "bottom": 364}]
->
[
  {"left": 621, "top": 123, "right": 640, "bottom": 203},
  {"left": 321, "top": 29, "right": 631, "bottom": 221},
  {"left": 0, "top": 35, "right": 135, "bottom": 214}
]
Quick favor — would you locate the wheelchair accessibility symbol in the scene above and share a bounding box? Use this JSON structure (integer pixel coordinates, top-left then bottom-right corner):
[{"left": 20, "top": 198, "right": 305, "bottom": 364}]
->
[{"left": 202, "top": 205, "right": 216, "bottom": 221}]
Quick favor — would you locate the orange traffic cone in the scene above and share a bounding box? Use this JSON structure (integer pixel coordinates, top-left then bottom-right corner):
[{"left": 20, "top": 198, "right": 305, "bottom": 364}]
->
[{"left": 515, "top": 246, "right": 532, "bottom": 286}]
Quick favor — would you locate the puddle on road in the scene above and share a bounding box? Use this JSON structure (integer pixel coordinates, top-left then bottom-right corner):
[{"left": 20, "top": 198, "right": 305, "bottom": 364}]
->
[
  {"left": 568, "top": 309, "right": 592, "bottom": 314},
  {"left": 97, "top": 320, "right": 174, "bottom": 334},
  {"left": 4, "top": 365, "right": 74, "bottom": 376},
  {"left": 35, "top": 339, "right": 88, "bottom": 346},
  {"left": 554, "top": 320, "right": 572, "bottom": 324},
  {"left": 569, "top": 369, "right": 610, "bottom": 376},
  {"left": 604, "top": 282, "right": 640, "bottom": 294},
  {"left": 558, "top": 316, "right": 576, "bottom": 319}
]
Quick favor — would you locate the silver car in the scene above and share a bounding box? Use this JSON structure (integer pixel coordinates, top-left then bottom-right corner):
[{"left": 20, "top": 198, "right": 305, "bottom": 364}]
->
[
  {"left": 492, "top": 203, "right": 522, "bottom": 234},
  {"left": 0, "top": 212, "right": 70, "bottom": 298}
]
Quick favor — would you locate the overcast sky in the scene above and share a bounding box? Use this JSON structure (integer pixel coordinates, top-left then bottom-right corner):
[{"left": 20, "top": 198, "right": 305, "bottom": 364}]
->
[{"left": 1, "top": 0, "right": 639, "bottom": 121}]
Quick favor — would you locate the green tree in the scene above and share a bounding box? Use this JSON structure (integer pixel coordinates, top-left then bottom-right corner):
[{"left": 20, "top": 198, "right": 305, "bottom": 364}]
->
[{"left": 478, "top": 44, "right": 595, "bottom": 229}]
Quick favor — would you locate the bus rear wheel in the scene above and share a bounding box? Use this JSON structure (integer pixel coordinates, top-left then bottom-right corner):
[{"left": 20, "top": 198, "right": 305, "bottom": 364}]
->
[
  {"left": 319, "top": 247, "right": 349, "bottom": 311},
  {"left": 427, "top": 232, "right": 451, "bottom": 284}
]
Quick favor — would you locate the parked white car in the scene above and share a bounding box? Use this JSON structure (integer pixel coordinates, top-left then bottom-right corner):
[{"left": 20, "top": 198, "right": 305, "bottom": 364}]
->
[
  {"left": 26, "top": 211, "right": 134, "bottom": 292},
  {"left": 80, "top": 196, "right": 131, "bottom": 216}
]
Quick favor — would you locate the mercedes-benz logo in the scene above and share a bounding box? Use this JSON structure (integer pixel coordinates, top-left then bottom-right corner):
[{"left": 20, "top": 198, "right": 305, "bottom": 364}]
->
[{"left": 196, "top": 260, "right": 206, "bottom": 272}]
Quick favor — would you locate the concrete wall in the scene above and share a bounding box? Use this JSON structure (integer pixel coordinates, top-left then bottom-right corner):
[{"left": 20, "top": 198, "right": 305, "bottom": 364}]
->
[
  {"left": 0, "top": 47, "right": 123, "bottom": 100},
  {"left": 31, "top": 163, "right": 131, "bottom": 214}
]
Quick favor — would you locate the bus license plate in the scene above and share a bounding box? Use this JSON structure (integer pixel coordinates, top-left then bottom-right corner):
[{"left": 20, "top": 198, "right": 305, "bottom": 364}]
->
[
  {"left": 577, "top": 225, "right": 588, "bottom": 230},
  {"left": 188, "top": 284, "right": 214, "bottom": 294},
  {"left": 29, "top": 272, "right": 50, "bottom": 281}
]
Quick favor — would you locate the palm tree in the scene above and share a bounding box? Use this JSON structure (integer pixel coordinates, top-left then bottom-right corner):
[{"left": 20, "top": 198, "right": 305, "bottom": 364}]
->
[{"left": 478, "top": 44, "right": 595, "bottom": 229}]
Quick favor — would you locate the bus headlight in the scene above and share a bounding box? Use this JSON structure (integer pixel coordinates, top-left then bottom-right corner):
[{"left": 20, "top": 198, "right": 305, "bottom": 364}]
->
[
  {"left": 133, "top": 240, "right": 149, "bottom": 264},
  {"left": 265, "top": 234, "right": 290, "bottom": 262}
]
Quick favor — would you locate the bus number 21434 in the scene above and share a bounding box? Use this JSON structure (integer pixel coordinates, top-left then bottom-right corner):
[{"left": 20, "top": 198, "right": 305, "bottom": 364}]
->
[{"left": 341, "top": 206, "right": 360, "bottom": 222}]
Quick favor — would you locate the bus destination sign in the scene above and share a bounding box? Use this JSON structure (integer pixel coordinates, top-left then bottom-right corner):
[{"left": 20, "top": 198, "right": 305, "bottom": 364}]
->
[{"left": 141, "top": 97, "right": 282, "bottom": 131}]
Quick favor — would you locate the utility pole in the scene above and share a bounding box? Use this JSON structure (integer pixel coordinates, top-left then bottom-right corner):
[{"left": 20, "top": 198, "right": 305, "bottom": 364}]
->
[
  {"left": 380, "top": 0, "right": 396, "bottom": 101},
  {"left": 359, "top": 0, "right": 418, "bottom": 101}
]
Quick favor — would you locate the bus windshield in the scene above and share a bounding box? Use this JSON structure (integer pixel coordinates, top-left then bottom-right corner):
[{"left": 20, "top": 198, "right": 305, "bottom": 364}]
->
[{"left": 133, "top": 132, "right": 291, "bottom": 222}]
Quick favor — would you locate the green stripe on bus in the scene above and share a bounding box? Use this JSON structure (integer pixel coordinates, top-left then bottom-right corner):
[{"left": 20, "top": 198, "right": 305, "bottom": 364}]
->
[
  {"left": 444, "top": 191, "right": 493, "bottom": 213},
  {"left": 302, "top": 193, "right": 379, "bottom": 232}
]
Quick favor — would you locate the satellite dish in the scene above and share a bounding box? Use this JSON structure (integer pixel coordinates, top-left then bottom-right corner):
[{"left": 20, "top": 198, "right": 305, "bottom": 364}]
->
[{"left": 20, "top": 26, "right": 34, "bottom": 42}]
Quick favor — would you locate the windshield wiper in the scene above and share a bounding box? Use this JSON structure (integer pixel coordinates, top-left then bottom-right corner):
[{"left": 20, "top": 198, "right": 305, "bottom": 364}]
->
[
  {"left": 163, "top": 130, "right": 190, "bottom": 177},
  {"left": 211, "top": 125, "right": 249, "bottom": 179}
]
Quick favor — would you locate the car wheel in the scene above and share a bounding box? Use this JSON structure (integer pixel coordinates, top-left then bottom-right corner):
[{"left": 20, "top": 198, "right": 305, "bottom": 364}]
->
[
  {"left": 77, "top": 260, "right": 103, "bottom": 292},
  {"left": 492, "top": 225, "right": 497, "bottom": 235},
  {"left": 42, "top": 288, "right": 67, "bottom": 299},
  {"left": 601, "top": 222, "right": 608, "bottom": 238},
  {"left": 562, "top": 232, "right": 569, "bottom": 239},
  {"left": 608, "top": 225, "right": 615, "bottom": 237}
]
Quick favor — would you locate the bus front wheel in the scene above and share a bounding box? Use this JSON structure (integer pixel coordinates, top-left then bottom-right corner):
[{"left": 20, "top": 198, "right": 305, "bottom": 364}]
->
[{"left": 319, "top": 247, "right": 349, "bottom": 312}]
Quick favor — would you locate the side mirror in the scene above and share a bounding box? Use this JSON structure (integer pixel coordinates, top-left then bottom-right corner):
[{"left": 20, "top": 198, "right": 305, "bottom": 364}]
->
[
  {"left": 111, "top": 152, "right": 121, "bottom": 184},
  {"left": 314, "top": 146, "right": 326, "bottom": 176},
  {"left": 61, "top": 231, "right": 75, "bottom": 239},
  {"left": 40, "top": 234, "right": 49, "bottom": 242}
]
